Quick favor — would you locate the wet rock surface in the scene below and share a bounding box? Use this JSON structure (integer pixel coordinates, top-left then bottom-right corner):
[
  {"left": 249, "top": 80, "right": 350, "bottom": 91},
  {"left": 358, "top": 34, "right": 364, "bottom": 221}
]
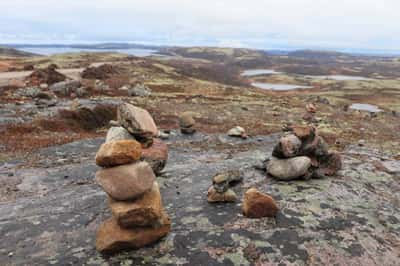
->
[{"left": 0, "top": 133, "right": 399, "bottom": 265}]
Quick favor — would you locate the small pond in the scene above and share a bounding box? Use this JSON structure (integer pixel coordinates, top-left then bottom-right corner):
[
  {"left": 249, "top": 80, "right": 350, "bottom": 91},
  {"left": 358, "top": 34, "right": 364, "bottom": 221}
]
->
[
  {"left": 306, "top": 75, "right": 373, "bottom": 81},
  {"left": 241, "top": 69, "right": 281, "bottom": 76},
  {"left": 251, "top": 82, "right": 312, "bottom": 91},
  {"left": 350, "top": 103, "right": 382, "bottom": 113}
]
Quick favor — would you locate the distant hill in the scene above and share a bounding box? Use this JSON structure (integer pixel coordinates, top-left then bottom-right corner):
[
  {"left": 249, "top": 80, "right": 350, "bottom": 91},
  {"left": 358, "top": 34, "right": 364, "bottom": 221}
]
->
[
  {"left": 288, "top": 49, "right": 349, "bottom": 59},
  {"left": 8, "top": 43, "right": 162, "bottom": 51},
  {"left": 160, "top": 46, "right": 266, "bottom": 61},
  {"left": 0, "top": 47, "right": 37, "bottom": 57}
]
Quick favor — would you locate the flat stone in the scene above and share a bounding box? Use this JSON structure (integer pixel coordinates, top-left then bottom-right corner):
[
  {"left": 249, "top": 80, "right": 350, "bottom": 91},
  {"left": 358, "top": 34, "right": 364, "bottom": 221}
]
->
[
  {"left": 242, "top": 188, "right": 279, "bottom": 218},
  {"left": 141, "top": 139, "right": 168, "bottom": 175},
  {"left": 267, "top": 156, "right": 311, "bottom": 180},
  {"left": 106, "top": 126, "right": 134, "bottom": 143},
  {"left": 118, "top": 103, "right": 158, "bottom": 138},
  {"left": 109, "top": 182, "right": 163, "bottom": 228},
  {"left": 96, "top": 211, "right": 171, "bottom": 254},
  {"left": 95, "top": 140, "right": 142, "bottom": 167},
  {"left": 207, "top": 186, "right": 237, "bottom": 203},
  {"left": 95, "top": 161, "right": 155, "bottom": 201}
]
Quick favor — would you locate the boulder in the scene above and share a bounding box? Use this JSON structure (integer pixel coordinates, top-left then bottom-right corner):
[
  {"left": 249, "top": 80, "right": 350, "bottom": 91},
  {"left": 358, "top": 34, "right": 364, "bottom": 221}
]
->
[
  {"left": 207, "top": 186, "right": 237, "bottom": 203},
  {"left": 95, "top": 140, "right": 142, "bottom": 167},
  {"left": 96, "top": 162, "right": 155, "bottom": 201},
  {"left": 118, "top": 103, "right": 158, "bottom": 138},
  {"left": 318, "top": 152, "right": 342, "bottom": 176},
  {"left": 273, "top": 134, "right": 302, "bottom": 158},
  {"left": 49, "top": 80, "right": 81, "bottom": 96},
  {"left": 109, "top": 182, "right": 163, "bottom": 228},
  {"left": 105, "top": 126, "right": 135, "bottom": 143},
  {"left": 141, "top": 139, "right": 168, "bottom": 175},
  {"left": 290, "top": 125, "right": 316, "bottom": 140},
  {"left": 179, "top": 112, "right": 195, "bottom": 128},
  {"left": 242, "top": 188, "right": 278, "bottom": 218},
  {"left": 128, "top": 84, "right": 152, "bottom": 97},
  {"left": 96, "top": 211, "right": 171, "bottom": 254},
  {"left": 267, "top": 156, "right": 311, "bottom": 180},
  {"left": 302, "top": 135, "right": 329, "bottom": 157}
]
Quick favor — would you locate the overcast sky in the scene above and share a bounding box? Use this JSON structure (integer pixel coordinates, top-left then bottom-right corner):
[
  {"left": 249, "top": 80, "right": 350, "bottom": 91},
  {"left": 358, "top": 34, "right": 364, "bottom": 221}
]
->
[{"left": 0, "top": 0, "right": 399, "bottom": 50}]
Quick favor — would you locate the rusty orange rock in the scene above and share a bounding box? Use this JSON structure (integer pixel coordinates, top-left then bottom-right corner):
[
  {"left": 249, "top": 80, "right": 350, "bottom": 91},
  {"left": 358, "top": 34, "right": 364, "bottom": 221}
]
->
[
  {"left": 96, "top": 211, "right": 171, "bottom": 254},
  {"left": 242, "top": 188, "right": 278, "bottom": 218},
  {"left": 96, "top": 140, "right": 142, "bottom": 167}
]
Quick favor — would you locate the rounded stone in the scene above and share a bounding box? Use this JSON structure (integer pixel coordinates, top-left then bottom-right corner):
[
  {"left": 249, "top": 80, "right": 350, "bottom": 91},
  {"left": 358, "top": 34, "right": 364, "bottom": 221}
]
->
[
  {"left": 242, "top": 188, "right": 278, "bottom": 218},
  {"left": 267, "top": 156, "right": 311, "bottom": 180}
]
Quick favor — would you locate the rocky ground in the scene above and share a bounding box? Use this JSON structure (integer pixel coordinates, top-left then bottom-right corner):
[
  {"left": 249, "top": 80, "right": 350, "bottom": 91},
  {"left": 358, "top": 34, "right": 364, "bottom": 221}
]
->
[
  {"left": 0, "top": 48, "right": 400, "bottom": 265},
  {"left": 0, "top": 132, "right": 399, "bottom": 265}
]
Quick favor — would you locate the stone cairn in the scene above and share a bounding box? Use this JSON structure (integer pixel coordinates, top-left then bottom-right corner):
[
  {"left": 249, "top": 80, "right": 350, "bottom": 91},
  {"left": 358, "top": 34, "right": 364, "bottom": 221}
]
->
[
  {"left": 95, "top": 103, "right": 170, "bottom": 254},
  {"left": 267, "top": 125, "right": 342, "bottom": 181},
  {"left": 207, "top": 171, "right": 243, "bottom": 203}
]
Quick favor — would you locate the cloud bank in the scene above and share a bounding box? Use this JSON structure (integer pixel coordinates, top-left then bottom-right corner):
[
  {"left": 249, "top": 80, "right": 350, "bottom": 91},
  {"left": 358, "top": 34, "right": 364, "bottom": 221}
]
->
[{"left": 0, "top": 0, "right": 399, "bottom": 50}]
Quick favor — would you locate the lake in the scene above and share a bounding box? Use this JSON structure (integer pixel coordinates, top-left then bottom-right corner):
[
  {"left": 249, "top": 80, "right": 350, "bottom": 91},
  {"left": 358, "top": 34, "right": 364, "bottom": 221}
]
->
[
  {"left": 18, "top": 47, "right": 158, "bottom": 57},
  {"left": 251, "top": 82, "right": 312, "bottom": 91},
  {"left": 306, "top": 75, "right": 373, "bottom": 81},
  {"left": 350, "top": 103, "right": 382, "bottom": 113},
  {"left": 241, "top": 69, "right": 281, "bottom": 76}
]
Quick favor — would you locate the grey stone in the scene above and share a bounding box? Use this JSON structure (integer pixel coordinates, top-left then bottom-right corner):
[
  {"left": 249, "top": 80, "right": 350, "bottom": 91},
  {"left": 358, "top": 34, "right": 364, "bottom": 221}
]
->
[
  {"left": 105, "top": 127, "right": 135, "bottom": 143},
  {"left": 128, "top": 84, "right": 152, "bottom": 97},
  {"left": 267, "top": 156, "right": 311, "bottom": 180}
]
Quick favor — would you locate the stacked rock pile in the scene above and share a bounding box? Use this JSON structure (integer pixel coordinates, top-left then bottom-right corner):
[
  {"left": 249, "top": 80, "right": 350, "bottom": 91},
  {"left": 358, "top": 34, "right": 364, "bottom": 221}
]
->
[
  {"left": 267, "top": 125, "right": 342, "bottom": 180},
  {"left": 95, "top": 103, "right": 170, "bottom": 254},
  {"left": 207, "top": 171, "right": 243, "bottom": 203}
]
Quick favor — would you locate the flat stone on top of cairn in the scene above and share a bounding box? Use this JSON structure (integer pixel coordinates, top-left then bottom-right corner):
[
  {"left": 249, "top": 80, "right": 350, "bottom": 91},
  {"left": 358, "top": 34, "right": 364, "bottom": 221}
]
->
[{"left": 94, "top": 103, "right": 170, "bottom": 254}]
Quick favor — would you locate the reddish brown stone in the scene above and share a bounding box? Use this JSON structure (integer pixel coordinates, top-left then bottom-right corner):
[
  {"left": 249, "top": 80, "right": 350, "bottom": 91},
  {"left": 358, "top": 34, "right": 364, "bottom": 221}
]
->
[
  {"left": 96, "top": 211, "right": 171, "bottom": 254},
  {"left": 242, "top": 188, "right": 279, "bottom": 218},
  {"left": 109, "top": 182, "right": 163, "bottom": 228}
]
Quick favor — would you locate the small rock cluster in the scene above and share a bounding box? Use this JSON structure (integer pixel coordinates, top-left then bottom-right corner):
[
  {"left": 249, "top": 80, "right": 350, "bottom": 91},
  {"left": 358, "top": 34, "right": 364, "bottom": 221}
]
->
[
  {"left": 179, "top": 112, "right": 196, "bottom": 134},
  {"left": 267, "top": 125, "right": 342, "bottom": 180},
  {"left": 95, "top": 103, "right": 170, "bottom": 254},
  {"left": 207, "top": 171, "right": 243, "bottom": 203}
]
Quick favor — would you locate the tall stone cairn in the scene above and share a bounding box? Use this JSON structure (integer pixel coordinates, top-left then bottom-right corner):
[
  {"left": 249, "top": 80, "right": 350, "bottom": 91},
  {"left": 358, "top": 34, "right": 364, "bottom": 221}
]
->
[{"left": 95, "top": 103, "right": 170, "bottom": 254}]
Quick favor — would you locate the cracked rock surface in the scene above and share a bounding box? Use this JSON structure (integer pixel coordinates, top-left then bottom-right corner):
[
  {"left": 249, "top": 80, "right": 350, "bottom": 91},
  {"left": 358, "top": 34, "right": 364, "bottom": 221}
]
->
[{"left": 0, "top": 132, "right": 399, "bottom": 265}]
